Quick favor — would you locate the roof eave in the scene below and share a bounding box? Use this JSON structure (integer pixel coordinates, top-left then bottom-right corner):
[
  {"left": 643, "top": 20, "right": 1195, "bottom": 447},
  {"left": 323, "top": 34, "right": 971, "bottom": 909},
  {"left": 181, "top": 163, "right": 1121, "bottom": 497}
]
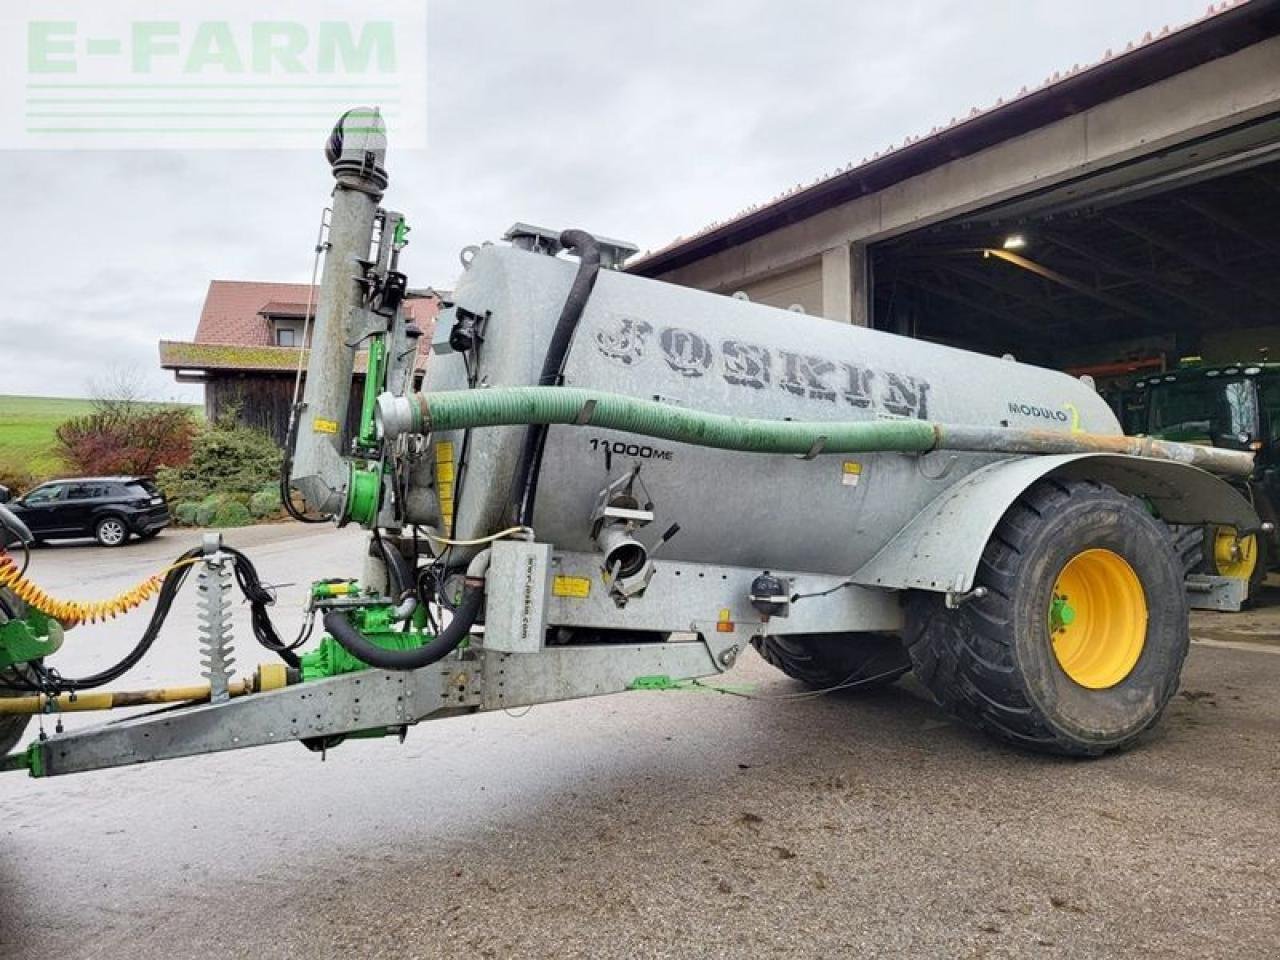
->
[{"left": 630, "top": 0, "right": 1280, "bottom": 278}]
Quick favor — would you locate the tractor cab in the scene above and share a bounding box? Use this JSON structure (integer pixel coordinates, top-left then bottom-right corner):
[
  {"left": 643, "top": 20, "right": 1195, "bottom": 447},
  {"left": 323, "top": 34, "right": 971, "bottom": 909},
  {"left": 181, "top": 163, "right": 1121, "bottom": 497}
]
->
[
  {"left": 1129, "top": 360, "right": 1280, "bottom": 589},
  {"left": 1129, "top": 361, "right": 1280, "bottom": 465}
]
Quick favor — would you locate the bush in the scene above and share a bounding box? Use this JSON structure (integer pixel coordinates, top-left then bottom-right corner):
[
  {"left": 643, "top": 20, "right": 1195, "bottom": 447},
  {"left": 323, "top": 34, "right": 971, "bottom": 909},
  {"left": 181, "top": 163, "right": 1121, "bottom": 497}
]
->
[
  {"left": 57, "top": 406, "right": 196, "bottom": 477},
  {"left": 194, "top": 495, "right": 221, "bottom": 527},
  {"left": 0, "top": 468, "right": 35, "bottom": 499},
  {"left": 249, "top": 486, "right": 280, "bottom": 518},
  {"left": 211, "top": 500, "right": 252, "bottom": 528},
  {"left": 156, "top": 411, "right": 282, "bottom": 506},
  {"left": 174, "top": 501, "right": 200, "bottom": 525}
]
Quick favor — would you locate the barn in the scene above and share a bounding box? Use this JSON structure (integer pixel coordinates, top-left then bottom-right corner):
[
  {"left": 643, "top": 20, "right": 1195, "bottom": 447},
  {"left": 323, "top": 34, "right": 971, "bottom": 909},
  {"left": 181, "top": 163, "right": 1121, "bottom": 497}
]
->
[{"left": 159, "top": 280, "right": 439, "bottom": 445}]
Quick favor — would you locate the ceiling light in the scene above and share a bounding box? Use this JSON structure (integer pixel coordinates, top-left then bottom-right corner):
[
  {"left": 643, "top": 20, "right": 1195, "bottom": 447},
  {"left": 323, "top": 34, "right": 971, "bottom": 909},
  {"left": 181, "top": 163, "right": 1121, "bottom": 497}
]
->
[{"left": 1002, "top": 234, "right": 1027, "bottom": 250}]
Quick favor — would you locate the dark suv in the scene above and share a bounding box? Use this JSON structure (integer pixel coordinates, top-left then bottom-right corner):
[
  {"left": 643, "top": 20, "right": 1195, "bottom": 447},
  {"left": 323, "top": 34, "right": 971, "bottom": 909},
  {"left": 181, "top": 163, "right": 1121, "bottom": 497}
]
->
[{"left": 0, "top": 476, "right": 170, "bottom": 547}]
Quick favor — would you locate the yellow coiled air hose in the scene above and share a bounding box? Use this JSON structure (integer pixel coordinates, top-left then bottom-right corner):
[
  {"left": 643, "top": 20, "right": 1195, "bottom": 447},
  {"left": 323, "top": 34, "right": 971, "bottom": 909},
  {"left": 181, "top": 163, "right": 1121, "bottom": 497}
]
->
[{"left": 0, "top": 549, "right": 198, "bottom": 626}]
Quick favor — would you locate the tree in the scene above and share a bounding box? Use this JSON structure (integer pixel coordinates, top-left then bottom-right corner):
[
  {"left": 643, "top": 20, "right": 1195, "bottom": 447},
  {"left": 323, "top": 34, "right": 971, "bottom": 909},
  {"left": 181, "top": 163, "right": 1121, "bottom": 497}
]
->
[{"left": 55, "top": 368, "right": 197, "bottom": 476}]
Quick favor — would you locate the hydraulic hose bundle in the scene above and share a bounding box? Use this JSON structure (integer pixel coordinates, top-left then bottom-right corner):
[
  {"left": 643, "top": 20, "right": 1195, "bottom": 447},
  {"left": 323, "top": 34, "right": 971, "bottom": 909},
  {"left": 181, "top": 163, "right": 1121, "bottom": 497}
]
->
[
  {"left": 0, "top": 547, "right": 195, "bottom": 627},
  {"left": 0, "top": 544, "right": 301, "bottom": 696},
  {"left": 2, "top": 546, "right": 202, "bottom": 693}
]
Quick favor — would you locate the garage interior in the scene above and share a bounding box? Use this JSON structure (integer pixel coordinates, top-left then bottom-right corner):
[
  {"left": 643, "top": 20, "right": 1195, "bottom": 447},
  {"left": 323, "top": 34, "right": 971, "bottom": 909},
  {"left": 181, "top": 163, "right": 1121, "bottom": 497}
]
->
[{"left": 870, "top": 114, "right": 1280, "bottom": 410}]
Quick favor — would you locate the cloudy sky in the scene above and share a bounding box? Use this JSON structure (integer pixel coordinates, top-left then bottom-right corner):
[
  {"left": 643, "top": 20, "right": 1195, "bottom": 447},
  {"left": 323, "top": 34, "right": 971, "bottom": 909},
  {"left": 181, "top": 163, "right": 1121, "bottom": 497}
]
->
[{"left": 0, "top": 0, "right": 1213, "bottom": 402}]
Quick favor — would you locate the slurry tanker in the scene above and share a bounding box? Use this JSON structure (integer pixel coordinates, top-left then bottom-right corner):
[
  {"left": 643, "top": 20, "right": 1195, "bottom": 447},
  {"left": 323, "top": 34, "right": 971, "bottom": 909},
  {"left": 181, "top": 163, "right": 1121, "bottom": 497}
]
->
[{"left": 0, "top": 109, "right": 1262, "bottom": 776}]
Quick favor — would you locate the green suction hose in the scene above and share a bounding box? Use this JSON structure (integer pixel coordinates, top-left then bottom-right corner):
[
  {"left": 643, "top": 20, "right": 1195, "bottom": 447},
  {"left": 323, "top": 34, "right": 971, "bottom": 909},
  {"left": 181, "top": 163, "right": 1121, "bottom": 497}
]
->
[{"left": 376, "top": 387, "right": 1254, "bottom": 476}]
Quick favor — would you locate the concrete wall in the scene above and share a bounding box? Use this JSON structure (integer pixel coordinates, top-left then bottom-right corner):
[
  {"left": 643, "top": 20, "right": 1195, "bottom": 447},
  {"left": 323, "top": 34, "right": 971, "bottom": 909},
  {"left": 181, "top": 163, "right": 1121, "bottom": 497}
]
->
[
  {"left": 653, "top": 37, "right": 1280, "bottom": 327},
  {"left": 732, "top": 259, "right": 822, "bottom": 314}
]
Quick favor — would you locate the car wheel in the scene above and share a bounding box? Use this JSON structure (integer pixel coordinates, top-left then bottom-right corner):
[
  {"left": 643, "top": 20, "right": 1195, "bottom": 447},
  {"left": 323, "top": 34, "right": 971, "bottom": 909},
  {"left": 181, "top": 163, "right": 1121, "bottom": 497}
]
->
[{"left": 94, "top": 516, "right": 129, "bottom": 547}]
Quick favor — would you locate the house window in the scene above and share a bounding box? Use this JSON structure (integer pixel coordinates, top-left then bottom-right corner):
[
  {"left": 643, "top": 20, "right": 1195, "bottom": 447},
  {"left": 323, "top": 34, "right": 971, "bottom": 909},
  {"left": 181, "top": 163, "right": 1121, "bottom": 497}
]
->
[{"left": 276, "top": 327, "right": 297, "bottom": 347}]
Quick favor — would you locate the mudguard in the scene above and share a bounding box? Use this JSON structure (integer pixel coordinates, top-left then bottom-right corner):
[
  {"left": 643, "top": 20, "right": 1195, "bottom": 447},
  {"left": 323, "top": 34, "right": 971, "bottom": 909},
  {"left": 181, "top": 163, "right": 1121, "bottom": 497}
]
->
[{"left": 850, "top": 453, "right": 1259, "bottom": 594}]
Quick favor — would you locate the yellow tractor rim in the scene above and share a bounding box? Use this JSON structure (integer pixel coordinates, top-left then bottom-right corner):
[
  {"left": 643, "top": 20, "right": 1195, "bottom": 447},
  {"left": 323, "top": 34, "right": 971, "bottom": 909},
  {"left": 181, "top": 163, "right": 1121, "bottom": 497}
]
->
[
  {"left": 1212, "top": 527, "right": 1258, "bottom": 581},
  {"left": 1048, "top": 548, "right": 1147, "bottom": 690}
]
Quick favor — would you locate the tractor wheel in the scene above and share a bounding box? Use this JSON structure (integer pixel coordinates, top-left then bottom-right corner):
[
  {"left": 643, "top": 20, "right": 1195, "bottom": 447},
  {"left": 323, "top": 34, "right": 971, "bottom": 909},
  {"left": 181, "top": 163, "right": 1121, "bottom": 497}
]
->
[
  {"left": 751, "top": 632, "right": 911, "bottom": 690},
  {"left": 0, "top": 592, "right": 33, "bottom": 757},
  {"left": 1201, "top": 524, "right": 1266, "bottom": 598},
  {"left": 0, "top": 692, "right": 31, "bottom": 757},
  {"left": 905, "top": 478, "right": 1188, "bottom": 757}
]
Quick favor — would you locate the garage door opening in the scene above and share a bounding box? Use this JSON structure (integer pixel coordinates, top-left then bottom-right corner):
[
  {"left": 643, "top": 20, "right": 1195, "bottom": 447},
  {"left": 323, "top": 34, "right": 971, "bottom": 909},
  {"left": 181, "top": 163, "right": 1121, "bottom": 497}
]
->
[{"left": 870, "top": 116, "right": 1280, "bottom": 408}]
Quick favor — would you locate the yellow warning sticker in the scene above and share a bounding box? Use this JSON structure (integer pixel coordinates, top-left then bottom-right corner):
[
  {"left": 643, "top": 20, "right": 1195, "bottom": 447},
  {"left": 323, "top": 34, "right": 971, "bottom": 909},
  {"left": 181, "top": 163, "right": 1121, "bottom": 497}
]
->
[
  {"left": 552, "top": 576, "right": 592, "bottom": 599},
  {"left": 434, "top": 441, "right": 456, "bottom": 534},
  {"left": 313, "top": 418, "right": 339, "bottom": 435},
  {"left": 841, "top": 461, "right": 862, "bottom": 486}
]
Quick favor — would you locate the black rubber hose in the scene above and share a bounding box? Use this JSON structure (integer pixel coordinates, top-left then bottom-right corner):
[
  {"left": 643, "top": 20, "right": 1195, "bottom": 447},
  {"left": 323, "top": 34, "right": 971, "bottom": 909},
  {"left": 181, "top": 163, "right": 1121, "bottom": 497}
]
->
[
  {"left": 223, "top": 547, "right": 303, "bottom": 669},
  {"left": 374, "top": 532, "right": 414, "bottom": 602},
  {"left": 511, "top": 229, "right": 602, "bottom": 526},
  {"left": 30, "top": 547, "right": 204, "bottom": 691},
  {"left": 322, "top": 577, "right": 484, "bottom": 671}
]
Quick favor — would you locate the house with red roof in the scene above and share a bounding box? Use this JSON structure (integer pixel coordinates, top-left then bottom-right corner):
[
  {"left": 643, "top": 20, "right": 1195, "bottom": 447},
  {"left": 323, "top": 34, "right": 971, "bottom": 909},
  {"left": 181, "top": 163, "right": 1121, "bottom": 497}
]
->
[{"left": 159, "top": 280, "right": 439, "bottom": 445}]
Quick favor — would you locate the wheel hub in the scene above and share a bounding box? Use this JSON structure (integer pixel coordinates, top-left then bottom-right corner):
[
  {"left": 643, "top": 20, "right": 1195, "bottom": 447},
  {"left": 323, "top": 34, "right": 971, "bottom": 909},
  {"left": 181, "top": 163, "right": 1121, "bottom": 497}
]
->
[
  {"left": 1213, "top": 527, "right": 1257, "bottom": 581},
  {"left": 1049, "top": 548, "right": 1147, "bottom": 689}
]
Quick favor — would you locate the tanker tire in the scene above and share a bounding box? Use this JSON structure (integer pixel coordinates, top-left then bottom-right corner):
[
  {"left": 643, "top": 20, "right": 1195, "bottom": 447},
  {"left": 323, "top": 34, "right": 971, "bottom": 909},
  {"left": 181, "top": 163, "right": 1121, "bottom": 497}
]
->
[
  {"left": 1166, "top": 523, "right": 1205, "bottom": 580},
  {"left": 751, "top": 632, "right": 911, "bottom": 690},
  {"left": 904, "top": 478, "right": 1188, "bottom": 757}
]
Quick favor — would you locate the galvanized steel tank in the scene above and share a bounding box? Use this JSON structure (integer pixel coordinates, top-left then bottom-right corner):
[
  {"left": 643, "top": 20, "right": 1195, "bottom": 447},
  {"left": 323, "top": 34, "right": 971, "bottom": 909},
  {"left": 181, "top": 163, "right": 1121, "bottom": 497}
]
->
[{"left": 422, "top": 243, "right": 1117, "bottom": 575}]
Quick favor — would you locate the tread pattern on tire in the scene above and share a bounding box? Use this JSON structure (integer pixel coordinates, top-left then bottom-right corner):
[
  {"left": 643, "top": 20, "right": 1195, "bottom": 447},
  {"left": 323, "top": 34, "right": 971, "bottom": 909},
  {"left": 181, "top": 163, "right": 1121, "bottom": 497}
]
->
[
  {"left": 905, "top": 478, "right": 1186, "bottom": 756},
  {"left": 751, "top": 632, "right": 911, "bottom": 690},
  {"left": 1167, "top": 523, "right": 1205, "bottom": 580}
]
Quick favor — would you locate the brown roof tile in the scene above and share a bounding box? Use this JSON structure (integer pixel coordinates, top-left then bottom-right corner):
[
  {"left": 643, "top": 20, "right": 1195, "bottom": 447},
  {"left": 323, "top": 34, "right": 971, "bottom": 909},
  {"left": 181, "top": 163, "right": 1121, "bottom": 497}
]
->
[
  {"left": 193, "top": 279, "right": 438, "bottom": 346},
  {"left": 168, "top": 280, "right": 440, "bottom": 374}
]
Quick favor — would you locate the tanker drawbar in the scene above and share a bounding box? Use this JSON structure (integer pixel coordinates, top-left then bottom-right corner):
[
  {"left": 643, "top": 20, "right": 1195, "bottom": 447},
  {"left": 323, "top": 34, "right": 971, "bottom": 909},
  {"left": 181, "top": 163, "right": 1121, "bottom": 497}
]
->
[{"left": 1, "top": 110, "right": 1265, "bottom": 778}]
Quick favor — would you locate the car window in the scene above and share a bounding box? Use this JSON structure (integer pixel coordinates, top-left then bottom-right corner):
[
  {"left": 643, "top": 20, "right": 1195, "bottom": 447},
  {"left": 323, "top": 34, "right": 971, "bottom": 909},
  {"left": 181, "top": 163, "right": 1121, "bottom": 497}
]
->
[
  {"left": 132, "top": 479, "right": 161, "bottom": 497},
  {"left": 65, "top": 483, "right": 101, "bottom": 500},
  {"left": 23, "top": 485, "right": 64, "bottom": 504}
]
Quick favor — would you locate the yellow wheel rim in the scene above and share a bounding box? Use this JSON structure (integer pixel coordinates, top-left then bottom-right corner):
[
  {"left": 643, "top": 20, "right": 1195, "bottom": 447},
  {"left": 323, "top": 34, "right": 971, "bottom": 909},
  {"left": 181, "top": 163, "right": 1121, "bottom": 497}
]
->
[
  {"left": 1212, "top": 527, "right": 1258, "bottom": 581},
  {"left": 1048, "top": 548, "right": 1147, "bottom": 690}
]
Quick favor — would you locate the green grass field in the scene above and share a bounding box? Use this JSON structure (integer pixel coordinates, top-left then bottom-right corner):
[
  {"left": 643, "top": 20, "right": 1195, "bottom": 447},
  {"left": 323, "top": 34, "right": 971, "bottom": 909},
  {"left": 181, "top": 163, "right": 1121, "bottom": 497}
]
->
[{"left": 0, "top": 395, "right": 201, "bottom": 485}]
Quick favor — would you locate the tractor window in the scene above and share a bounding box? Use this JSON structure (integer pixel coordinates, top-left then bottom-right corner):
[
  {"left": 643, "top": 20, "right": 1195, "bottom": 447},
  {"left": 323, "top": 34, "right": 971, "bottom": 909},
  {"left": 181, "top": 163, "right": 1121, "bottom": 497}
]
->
[
  {"left": 1258, "top": 377, "right": 1280, "bottom": 446},
  {"left": 1147, "top": 377, "right": 1257, "bottom": 444},
  {"left": 1121, "top": 394, "right": 1147, "bottom": 436}
]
